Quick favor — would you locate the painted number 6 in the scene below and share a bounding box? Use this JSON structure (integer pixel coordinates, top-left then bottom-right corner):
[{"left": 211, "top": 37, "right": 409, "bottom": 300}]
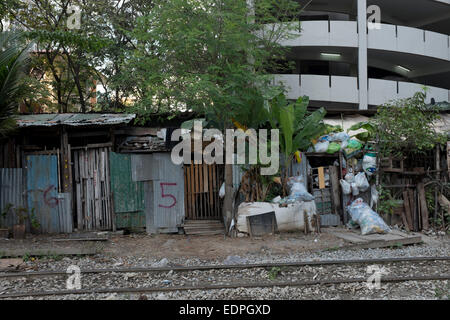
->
[{"left": 159, "top": 182, "right": 177, "bottom": 209}]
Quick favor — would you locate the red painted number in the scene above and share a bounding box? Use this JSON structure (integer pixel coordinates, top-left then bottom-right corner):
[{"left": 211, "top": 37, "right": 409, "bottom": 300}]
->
[
  {"left": 159, "top": 183, "right": 177, "bottom": 208},
  {"left": 43, "top": 185, "right": 59, "bottom": 208}
]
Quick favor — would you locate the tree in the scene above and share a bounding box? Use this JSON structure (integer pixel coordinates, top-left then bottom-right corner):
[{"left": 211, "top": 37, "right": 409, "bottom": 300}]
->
[
  {"left": 81, "top": 0, "right": 154, "bottom": 111},
  {"left": 128, "top": 0, "right": 300, "bottom": 119},
  {"left": 0, "top": 31, "right": 30, "bottom": 136},
  {"left": 374, "top": 89, "right": 446, "bottom": 158},
  {"left": 4, "top": 0, "right": 110, "bottom": 112},
  {"left": 128, "top": 0, "right": 301, "bottom": 228},
  {"left": 264, "top": 93, "right": 326, "bottom": 194}
]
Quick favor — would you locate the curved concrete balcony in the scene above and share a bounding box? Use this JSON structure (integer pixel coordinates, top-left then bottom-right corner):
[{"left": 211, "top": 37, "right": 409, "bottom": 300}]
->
[
  {"left": 271, "top": 21, "right": 450, "bottom": 62},
  {"left": 273, "top": 74, "right": 450, "bottom": 106}
]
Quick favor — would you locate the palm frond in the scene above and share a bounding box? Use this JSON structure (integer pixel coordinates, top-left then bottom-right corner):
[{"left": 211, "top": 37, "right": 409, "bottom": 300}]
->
[{"left": 0, "top": 31, "right": 31, "bottom": 135}]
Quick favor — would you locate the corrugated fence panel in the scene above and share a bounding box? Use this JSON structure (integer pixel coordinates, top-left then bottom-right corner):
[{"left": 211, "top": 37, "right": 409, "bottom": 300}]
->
[
  {"left": 287, "top": 153, "right": 308, "bottom": 180},
  {"left": 151, "top": 153, "right": 185, "bottom": 232},
  {"left": 26, "top": 155, "right": 60, "bottom": 233},
  {"left": 110, "top": 152, "right": 145, "bottom": 229},
  {"left": 232, "top": 165, "right": 246, "bottom": 193},
  {"left": 131, "top": 154, "right": 160, "bottom": 181},
  {"left": 0, "top": 168, "right": 25, "bottom": 229},
  {"left": 57, "top": 193, "right": 73, "bottom": 233}
]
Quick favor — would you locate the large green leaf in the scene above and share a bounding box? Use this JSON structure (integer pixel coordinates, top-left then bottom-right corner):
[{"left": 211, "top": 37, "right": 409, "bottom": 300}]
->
[
  {"left": 293, "top": 95, "right": 308, "bottom": 130},
  {"left": 293, "top": 108, "right": 326, "bottom": 151},
  {"left": 279, "top": 104, "right": 295, "bottom": 157}
]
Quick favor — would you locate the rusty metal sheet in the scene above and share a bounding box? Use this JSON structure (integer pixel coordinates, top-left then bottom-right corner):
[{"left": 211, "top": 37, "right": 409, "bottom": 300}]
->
[
  {"left": 0, "top": 169, "right": 25, "bottom": 229},
  {"left": 16, "top": 113, "right": 135, "bottom": 128}
]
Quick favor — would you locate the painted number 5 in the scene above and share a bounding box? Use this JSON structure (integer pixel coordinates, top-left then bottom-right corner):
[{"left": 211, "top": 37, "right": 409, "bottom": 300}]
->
[{"left": 159, "top": 183, "right": 177, "bottom": 208}]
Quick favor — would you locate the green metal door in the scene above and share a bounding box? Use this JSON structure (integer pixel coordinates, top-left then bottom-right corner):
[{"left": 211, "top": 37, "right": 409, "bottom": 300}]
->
[{"left": 109, "top": 152, "right": 145, "bottom": 229}]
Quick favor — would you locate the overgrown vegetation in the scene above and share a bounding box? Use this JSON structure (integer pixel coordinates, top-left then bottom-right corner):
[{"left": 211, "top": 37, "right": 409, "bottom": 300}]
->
[
  {"left": 374, "top": 89, "right": 446, "bottom": 158},
  {"left": 268, "top": 266, "right": 282, "bottom": 280},
  {"left": 2, "top": 0, "right": 303, "bottom": 117},
  {"left": 350, "top": 90, "right": 448, "bottom": 231},
  {"left": 377, "top": 186, "right": 403, "bottom": 216}
]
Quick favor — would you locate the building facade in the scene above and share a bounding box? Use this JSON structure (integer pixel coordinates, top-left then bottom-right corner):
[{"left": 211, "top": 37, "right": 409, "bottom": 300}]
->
[{"left": 271, "top": 0, "right": 450, "bottom": 110}]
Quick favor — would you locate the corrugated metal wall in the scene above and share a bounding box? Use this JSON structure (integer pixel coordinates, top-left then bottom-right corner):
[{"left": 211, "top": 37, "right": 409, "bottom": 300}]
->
[
  {"left": 285, "top": 153, "right": 308, "bottom": 180},
  {"left": 57, "top": 193, "right": 73, "bottom": 233},
  {"left": 152, "top": 153, "right": 185, "bottom": 231},
  {"left": 109, "top": 152, "right": 146, "bottom": 229},
  {"left": 25, "top": 155, "right": 72, "bottom": 233},
  {"left": 0, "top": 169, "right": 25, "bottom": 228},
  {"left": 131, "top": 153, "right": 185, "bottom": 234}
]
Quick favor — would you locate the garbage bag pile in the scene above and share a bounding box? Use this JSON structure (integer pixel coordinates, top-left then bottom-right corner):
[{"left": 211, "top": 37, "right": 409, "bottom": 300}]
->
[
  {"left": 311, "top": 133, "right": 377, "bottom": 178},
  {"left": 340, "top": 170, "right": 371, "bottom": 196},
  {"left": 347, "top": 198, "right": 391, "bottom": 235},
  {"left": 309, "top": 129, "right": 377, "bottom": 201},
  {"left": 312, "top": 132, "right": 365, "bottom": 156},
  {"left": 276, "top": 175, "right": 315, "bottom": 205}
]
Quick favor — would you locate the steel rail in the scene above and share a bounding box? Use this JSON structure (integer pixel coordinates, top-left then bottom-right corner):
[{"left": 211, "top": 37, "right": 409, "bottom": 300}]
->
[
  {"left": 1, "top": 256, "right": 448, "bottom": 278},
  {"left": 1, "top": 274, "right": 449, "bottom": 299}
]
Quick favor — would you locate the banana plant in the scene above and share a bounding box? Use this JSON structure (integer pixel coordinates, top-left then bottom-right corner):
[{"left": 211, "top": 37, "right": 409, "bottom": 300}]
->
[
  {"left": 265, "top": 93, "right": 326, "bottom": 168},
  {"left": 347, "top": 121, "right": 377, "bottom": 143}
]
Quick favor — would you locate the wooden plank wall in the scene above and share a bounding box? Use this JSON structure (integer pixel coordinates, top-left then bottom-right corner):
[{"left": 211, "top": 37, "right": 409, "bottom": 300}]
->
[
  {"left": 0, "top": 138, "right": 19, "bottom": 168},
  {"left": 184, "top": 164, "right": 223, "bottom": 220},
  {"left": 73, "top": 147, "right": 113, "bottom": 230}
]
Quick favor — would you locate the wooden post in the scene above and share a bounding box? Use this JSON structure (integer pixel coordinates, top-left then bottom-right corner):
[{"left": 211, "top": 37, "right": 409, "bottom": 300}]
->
[
  {"left": 417, "top": 180, "right": 429, "bottom": 230},
  {"left": 223, "top": 163, "right": 234, "bottom": 234},
  {"left": 329, "top": 165, "right": 342, "bottom": 220},
  {"left": 402, "top": 191, "right": 413, "bottom": 231},
  {"left": 60, "top": 126, "right": 72, "bottom": 193},
  {"left": 435, "top": 145, "right": 440, "bottom": 227}
]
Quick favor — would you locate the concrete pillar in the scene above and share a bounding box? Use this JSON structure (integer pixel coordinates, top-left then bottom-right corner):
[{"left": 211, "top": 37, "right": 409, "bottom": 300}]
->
[{"left": 358, "top": 0, "right": 368, "bottom": 110}]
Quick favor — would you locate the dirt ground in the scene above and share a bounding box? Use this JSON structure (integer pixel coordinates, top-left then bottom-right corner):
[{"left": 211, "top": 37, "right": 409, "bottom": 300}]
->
[
  {"left": 0, "top": 231, "right": 345, "bottom": 261},
  {"left": 104, "top": 232, "right": 344, "bottom": 260}
]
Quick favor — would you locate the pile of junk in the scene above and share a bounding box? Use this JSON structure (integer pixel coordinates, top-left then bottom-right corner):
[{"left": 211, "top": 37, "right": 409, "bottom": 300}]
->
[{"left": 232, "top": 130, "right": 391, "bottom": 237}]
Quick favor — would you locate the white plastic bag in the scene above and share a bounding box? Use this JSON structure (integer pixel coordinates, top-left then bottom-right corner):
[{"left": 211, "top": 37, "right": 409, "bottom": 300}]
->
[
  {"left": 351, "top": 182, "right": 359, "bottom": 196},
  {"left": 314, "top": 141, "right": 329, "bottom": 153},
  {"left": 287, "top": 176, "right": 314, "bottom": 202},
  {"left": 355, "top": 172, "right": 370, "bottom": 192},
  {"left": 347, "top": 198, "right": 391, "bottom": 235},
  {"left": 272, "top": 196, "right": 281, "bottom": 203},
  {"left": 340, "top": 179, "right": 351, "bottom": 195},
  {"left": 363, "top": 154, "right": 377, "bottom": 176},
  {"left": 330, "top": 132, "right": 350, "bottom": 142},
  {"left": 370, "top": 185, "right": 378, "bottom": 208},
  {"left": 345, "top": 172, "right": 355, "bottom": 183},
  {"left": 219, "top": 182, "right": 225, "bottom": 198}
]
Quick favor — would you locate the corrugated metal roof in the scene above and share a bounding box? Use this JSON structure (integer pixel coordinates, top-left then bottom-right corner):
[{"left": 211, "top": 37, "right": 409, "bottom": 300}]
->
[{"left": 16, "top": 113, "right": 136, "bottom": 127}]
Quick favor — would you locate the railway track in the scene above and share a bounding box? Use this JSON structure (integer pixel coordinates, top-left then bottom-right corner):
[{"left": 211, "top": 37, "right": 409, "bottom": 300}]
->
[{"left": 1, "top": 256, "right": 449, "bottom": 299}]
